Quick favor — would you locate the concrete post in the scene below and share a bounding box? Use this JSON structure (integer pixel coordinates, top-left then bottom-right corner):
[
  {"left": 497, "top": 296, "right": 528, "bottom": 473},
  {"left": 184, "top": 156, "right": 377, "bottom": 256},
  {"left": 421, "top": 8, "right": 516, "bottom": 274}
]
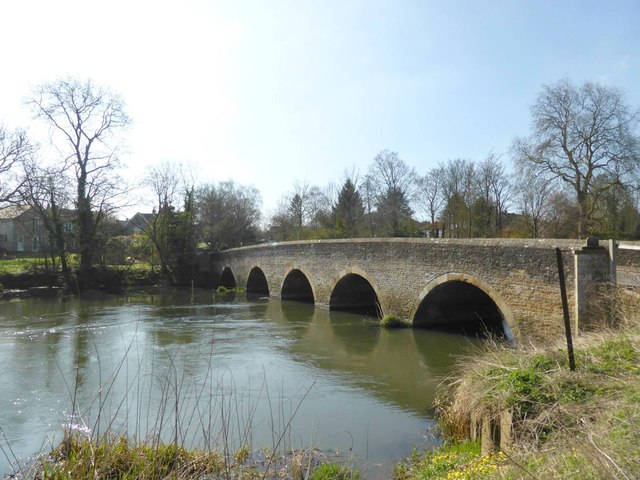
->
[
  {"left": 574, "top": 237, "right": 611, "bottom": 331},
  {"left": 608, "top": 239, "right": 617, "bottom": 287},
  {"left": 470, "top": 411, "right": 480, "bottom": 441},
  {"left": 499, "top": 410, "right": 512, "bottom": 450},
  {"left": 480, "top": 414, "right": 496, "bottom": 455}
]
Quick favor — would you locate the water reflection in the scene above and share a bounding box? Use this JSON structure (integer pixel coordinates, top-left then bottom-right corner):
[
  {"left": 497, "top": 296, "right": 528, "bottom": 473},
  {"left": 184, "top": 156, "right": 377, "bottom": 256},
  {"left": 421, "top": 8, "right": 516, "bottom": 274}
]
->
[
  {"left": 280, "top": 307, "right": 479, "bottom": 415},
  {"left": 328, "top": 310, "right": 380, "bottom": 355},
  {"left": 0, "top": 290, "right": 480, "bottom": 478},
  {"left": 280, "top": 300, "right": 315, "bottom": 323}
]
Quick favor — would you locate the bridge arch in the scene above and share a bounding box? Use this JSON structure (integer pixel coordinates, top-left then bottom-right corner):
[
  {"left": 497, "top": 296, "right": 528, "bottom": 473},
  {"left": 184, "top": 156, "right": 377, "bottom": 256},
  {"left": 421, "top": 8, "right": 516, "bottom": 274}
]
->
[
  {"left": 411, "top": 273, "right": 514, "bottom": 340},
  {"left": 280, "top": 265, "right": 315, "bottom": 304},
  {"left": 219, "top": 266, "right": 237, "bottom": 289},
  {"left": 329, "top": 267, "right": 382, "bottom": 318},
  {"left": 246, "top": 266, "right": 269, "bottom": 296}
]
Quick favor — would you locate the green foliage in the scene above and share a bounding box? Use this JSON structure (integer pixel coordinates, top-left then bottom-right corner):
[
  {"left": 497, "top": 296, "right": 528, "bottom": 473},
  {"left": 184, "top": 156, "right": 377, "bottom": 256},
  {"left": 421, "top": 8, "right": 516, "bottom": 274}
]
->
[
  {"left": 197, "top": 181, "right": 261, "bottom": 250},
  {"left": 309, "top": 462, "right": 359, "bottom": 480},
  {"left": 41, "top": 434, "right": 226, "bottom": 479},
  {"left": 494, "top": 368, "right": 553, "bottom": 417},
  {"left": 393, "top": 441, "right": 506, "bottom": 480},
  {"left": 581, "top": 337, "right": 640, "bottom": 374},
  {"left": 0, "top": 256, "right": 51, "bottom": 274},
  {"left": 333, "top": 178, "right": 365, "bottom": 238},
  {"left": 554, "top": 451, "right": 600, "bottom": 480},
  {"left": 528, "top": 354, "right": 557, "bottom": 372},
  {"left": 380, "top": 314, "right": 408, "bottom": 329},
  {"left": 151, "top": 189, "right": 198, "bottom": 285},
  {"left": 486, "top": 353, "right": 600, "bottom": 419},
  {"left": 557, "top": 380, "right": 599, "bottom": 404}
]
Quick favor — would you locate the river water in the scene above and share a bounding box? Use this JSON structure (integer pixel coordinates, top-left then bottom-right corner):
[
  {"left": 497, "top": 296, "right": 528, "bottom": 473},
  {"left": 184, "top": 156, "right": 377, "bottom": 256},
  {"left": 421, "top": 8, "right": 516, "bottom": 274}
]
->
[{"left": 0, "top": 289, "right": 480, "bottom": 478}]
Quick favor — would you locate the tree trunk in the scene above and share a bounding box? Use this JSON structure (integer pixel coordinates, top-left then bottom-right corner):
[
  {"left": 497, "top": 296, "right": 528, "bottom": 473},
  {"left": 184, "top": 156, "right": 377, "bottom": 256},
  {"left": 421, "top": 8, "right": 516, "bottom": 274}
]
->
[
  {"left": 77, "top": 175, "right": 94, "bottom": 287},
  {"left": 577, "top": 191, "right": 588, "bottom": 239}
]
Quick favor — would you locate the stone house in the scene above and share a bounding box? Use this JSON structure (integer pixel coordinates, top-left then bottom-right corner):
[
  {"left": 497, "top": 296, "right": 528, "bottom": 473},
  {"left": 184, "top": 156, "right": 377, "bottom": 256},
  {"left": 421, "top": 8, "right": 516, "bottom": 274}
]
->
[
  {"left": 0, "top": 205, "right": 75, "bottom": 255},
  {"left": 0, "top": 205, "right": 45, "bottom": 253}
]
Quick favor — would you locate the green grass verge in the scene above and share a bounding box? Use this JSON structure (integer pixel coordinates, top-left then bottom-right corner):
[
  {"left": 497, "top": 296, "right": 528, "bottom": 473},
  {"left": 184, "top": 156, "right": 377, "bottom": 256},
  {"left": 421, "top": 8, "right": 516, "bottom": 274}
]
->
[{"left": 0, "top": 256, "right": 56, "bottom": 275}]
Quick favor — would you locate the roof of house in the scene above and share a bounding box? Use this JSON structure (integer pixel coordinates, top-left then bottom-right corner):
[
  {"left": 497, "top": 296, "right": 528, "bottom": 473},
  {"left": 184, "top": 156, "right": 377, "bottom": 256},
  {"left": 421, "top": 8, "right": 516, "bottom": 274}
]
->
[
  {"left": 0, "top": 205, "right": 31, "bottom": 220},
  {"left": 127, "top": 212, "right": 154, "bottom": 223}
]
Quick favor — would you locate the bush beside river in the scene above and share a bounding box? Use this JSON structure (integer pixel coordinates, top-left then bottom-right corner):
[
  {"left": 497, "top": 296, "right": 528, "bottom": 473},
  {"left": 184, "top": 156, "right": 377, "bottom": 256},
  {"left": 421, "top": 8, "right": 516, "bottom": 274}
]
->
[{"left": 394, "top": 287, "right": 640, "bottom": 479}]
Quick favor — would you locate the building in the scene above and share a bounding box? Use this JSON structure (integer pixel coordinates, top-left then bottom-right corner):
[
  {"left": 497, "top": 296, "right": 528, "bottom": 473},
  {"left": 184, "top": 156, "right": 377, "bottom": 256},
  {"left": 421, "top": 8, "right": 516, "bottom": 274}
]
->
[
  {"left": 0, "top": 206, "right": 46, "bottom": 253},
  {"left": 0, "top": 205, "right": 75, "bottom": 255},
  {"left": 122, "top": 212, "right": 155, "bottom": 235}
]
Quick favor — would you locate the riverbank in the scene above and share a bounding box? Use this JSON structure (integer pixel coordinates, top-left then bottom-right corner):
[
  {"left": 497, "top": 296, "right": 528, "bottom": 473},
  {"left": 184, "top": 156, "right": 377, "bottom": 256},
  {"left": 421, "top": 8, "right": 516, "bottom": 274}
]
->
[
  {"left": 25, "top": 434, "right": 359, "bottom": 479},
  {"left": 393, "top": 286, "right": 640, "bottom": 479},
  {"left": 0, "top": 259, "right": 165, "bottom": 295}
]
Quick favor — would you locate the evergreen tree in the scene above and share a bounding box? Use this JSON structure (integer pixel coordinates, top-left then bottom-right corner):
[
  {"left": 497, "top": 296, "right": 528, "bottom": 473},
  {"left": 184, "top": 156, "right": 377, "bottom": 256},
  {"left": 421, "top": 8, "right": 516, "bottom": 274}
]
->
[{"left": 332, "top": 178, "right": 364, "bottom": 237}]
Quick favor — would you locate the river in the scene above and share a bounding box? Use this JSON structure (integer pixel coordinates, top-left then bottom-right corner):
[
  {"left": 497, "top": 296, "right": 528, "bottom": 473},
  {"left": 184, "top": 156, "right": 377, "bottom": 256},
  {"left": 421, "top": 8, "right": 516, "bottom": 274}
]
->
[{"left": 0, "top": 289, "right": 480, "bottom": 478}]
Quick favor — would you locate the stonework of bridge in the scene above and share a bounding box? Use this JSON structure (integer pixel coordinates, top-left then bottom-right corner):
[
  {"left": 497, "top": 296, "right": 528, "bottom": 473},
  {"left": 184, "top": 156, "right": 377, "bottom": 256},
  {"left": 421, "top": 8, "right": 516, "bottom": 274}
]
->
[{"left": 211, "top": 238, "right": 612, "bottom": 342}]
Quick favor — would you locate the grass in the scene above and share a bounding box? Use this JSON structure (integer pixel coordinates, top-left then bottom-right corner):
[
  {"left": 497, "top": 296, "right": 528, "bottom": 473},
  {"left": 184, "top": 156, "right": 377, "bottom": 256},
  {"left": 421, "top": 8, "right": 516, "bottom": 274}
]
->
[
  {"left": 394, "top": 441, "right": 506, "bottom": 480},
  {"left": 0, "top": 255, "right": 60, "bottom": 275},
  {"left": 395, "top": 286, "right": 640, "bottom": 479},
  {"left": 0, "top": 255, "right": 160, "bottom": 290},
  {"left": 39, "top": 434, "right": 227, "bottom": 479},
  {"left": 380, "top": 313, "right": 409, "bottom": 329},
  {"left": 30, "top": 433, "right": 362, "bottom": 480},
  {"left": 216, "top": 286, "right": 246, "bottom": 294},
  {"left": 309, "top": 462, "right": 360, "bottom": 479}
]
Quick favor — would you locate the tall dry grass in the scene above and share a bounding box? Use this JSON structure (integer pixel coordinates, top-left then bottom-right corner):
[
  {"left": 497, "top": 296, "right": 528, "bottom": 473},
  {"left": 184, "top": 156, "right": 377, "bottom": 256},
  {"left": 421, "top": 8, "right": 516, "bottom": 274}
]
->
[{"left": 433, "top": 285, "right": 640, "bottom": 479}]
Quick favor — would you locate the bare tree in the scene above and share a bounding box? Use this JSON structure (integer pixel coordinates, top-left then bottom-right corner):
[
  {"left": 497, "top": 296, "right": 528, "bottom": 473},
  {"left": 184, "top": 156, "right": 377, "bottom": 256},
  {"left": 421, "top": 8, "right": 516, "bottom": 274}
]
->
[
  {"left": 1, "top": 126, "right": 34, "bottom": 205},
  {"left": 367, "top": 150, "right": 416, "bottom": 236},
  {"left": 306, "top": 185, "right": 331, "bottom": 230},
  {"left": 28, "top": 77, "right": 130, "bottom": 286},
  {"left": 516, "top": 167, "right": 557, "bottom": 238},
  {"left": 144, "top": 161, "right": 185, "bottom": 279},
  {"left": 268, "top": 198, "right": 296, "bottom": 241},
  {"left": 286, "top": 181, "right": 311, "bottom": 230},
  {"left": 416, "top": 166, "right": 445, "bottom": 237},
  {"left": 440, "top": 158, "right": 476, "bottom": 237},
  {"left": 197, "top": 180, "right": 261, "bottom": 249},
  {"left": 20, "top": 157, "right": 75, "bottom": 285},
  {"left": 513, "top": 79, "right": 640, "bottom": 237},
  {"left": 476, "top": 153, "right": 512, "bottom": 236},
  {"left": 360, "top": 174, "right": 377, "bottom": 236}
]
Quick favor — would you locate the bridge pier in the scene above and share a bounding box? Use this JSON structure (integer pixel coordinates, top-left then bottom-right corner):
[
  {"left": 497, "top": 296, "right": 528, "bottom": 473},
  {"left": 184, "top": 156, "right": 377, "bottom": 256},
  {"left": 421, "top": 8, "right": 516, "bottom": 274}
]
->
[{"left": 574, "top": 238, "right": 613, "bottom": 330}]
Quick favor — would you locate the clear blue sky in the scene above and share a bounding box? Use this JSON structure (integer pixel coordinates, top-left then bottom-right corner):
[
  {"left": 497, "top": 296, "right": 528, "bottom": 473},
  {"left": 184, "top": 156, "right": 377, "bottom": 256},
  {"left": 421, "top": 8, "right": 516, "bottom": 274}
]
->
[{"left": 1, "top": 0, "right": 639, "bottom": 217}]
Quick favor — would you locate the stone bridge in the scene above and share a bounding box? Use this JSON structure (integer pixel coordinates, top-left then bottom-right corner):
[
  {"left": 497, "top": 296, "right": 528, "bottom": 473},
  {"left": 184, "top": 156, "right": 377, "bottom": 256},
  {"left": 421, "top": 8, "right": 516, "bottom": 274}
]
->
[{"left": 211, "top": 238, "right": 612, "bottom": 342}]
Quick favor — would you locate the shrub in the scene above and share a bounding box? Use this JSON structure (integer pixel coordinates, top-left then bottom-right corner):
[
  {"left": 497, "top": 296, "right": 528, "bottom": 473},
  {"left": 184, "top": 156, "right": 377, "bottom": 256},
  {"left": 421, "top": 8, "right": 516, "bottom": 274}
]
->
[
  {"left": 309, "top": 462, "right": 359, "bottom": 480},
  {"left": 380, "top": 314, "right": 408, "bottom": 329}
]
